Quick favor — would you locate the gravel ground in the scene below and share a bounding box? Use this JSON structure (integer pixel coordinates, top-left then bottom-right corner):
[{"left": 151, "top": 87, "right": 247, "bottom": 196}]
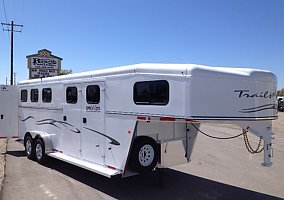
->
[{"left": 0, "top": 139, "right": 7, "bottom": 192}]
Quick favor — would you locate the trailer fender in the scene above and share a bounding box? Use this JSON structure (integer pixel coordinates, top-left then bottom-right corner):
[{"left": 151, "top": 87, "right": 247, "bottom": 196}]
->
[{"left": 25, "top": 131, "right": 54, "bottom": 154}]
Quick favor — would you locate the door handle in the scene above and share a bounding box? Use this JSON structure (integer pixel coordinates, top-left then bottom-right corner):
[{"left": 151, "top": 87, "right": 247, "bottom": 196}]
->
[
  {"left": 83, "top": 118, "right": 87, "bottom": 123},
  {"left": 0, "top": 115, "right": 3, "bottom": 120},
  {"left": 63, "top": 116, "right": 67, "bottom": 121}
]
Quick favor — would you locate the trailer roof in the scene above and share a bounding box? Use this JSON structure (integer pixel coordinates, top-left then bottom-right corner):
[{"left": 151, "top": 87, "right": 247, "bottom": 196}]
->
[{"left": 19, "top": 63, "right": 274, "bottom": 85}]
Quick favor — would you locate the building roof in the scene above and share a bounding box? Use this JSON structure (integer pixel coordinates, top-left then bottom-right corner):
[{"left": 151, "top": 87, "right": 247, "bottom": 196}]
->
[{"left": 26, "top": 49, "right": 62, "bottom": 60}]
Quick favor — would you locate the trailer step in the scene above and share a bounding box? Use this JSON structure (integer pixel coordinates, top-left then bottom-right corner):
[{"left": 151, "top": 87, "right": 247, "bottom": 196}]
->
[{"left": 48, "top": 152, "right": 122, "bottom": 178}]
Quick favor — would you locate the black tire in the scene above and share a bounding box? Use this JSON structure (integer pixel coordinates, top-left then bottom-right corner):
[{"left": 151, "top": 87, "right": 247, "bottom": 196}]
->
[
  {"left": 24, "top": 136, "right": 34, "bottom": 160},
  {"left": 34, "top": 138, "right": 46, "bottom": 164},
  {"left": 129, "top": 137, "right": 158, "bottom": 173}
]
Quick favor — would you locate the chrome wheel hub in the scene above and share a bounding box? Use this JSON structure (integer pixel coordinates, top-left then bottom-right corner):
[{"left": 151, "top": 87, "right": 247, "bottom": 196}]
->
[
  {"left": 35, "top": 143, "right": 43, "bottom": 160},
  {"left": 138, "top": 144, "right": 154, "bottom": 167},
  {"left": 25, "top": 140, "right": 32, "bottom": 155}
]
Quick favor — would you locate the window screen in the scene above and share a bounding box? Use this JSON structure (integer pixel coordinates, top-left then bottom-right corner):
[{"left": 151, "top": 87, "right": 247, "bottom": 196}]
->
[
  {"left": 66, "top": 87, "right": 77, "bottom": 104},
  {"left": 86, "top": 85, "right": 100, "bottom": 104},
  {"left": 42, "top": 88, "right": 52, "bottom": 103},
  {"left": 21, "top": 90, "right": 28, "bottom": 102},
  {"left": 134, "top": 80, "right": 169, "bottom": 105},
  {"left": 31, "top": 89, "right": 39, "bottom": 102}
]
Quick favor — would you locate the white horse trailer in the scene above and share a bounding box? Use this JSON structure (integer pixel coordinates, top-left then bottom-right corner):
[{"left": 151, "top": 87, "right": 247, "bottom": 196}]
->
[
  {"left": 0, "top": 64, "right": 278, "bottom": 178},
  {"left": 0, "top": 85, "right": 18, "bottom": 138}
]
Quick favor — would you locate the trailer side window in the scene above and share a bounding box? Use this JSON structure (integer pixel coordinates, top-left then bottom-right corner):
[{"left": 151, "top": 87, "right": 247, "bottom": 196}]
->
[
  {"left": 134, "top": 80, "right": 169, "bottom": 105},
  {"left": 42, "top": 88, "right": 52, "bottom": 103},
  {"left": 66, "top": 87, "right": 77, "bottom": 104},
  {"left": 86, "top": 85, "right": 100, "bottom": 104},
  {"left": 21, "top": 90, "right": 28, "bottom": 102},
  {"left": 31, "top": 89, "right": 39, "bottom": 102}
]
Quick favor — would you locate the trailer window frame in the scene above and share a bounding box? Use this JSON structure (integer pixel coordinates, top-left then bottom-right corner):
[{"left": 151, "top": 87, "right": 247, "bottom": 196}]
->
[
  {"left": 21, "top": 89, "right": 28, "bottom": 102},
  {"left": 30, "top": 89, "right": 39, "bottom": 102},
  {"left": 42, "top": 88, "right": 52, "bottom": 103},
  {"left": 66, "top": 86, "right": 78, "bottom": 104},
  {"left": 133, "top": 80, "right": 169, "bottom": 105},
  {"left": 86, "top": 85, "right": 100, "bottom": 104}
]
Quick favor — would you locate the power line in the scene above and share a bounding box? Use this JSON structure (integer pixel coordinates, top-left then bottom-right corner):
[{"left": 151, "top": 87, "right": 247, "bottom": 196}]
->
[
  {"left": 13, "top": 0, "right": 15, "bottom": 21},
  {"left": 21, "top": 0, "right": 24, "bottom": 31},
  {"left": 2, "top": 0, "right": 8, "bottom": 23},
  {"left": 2, "top": 0, "right": 10, "bottom": 41}
]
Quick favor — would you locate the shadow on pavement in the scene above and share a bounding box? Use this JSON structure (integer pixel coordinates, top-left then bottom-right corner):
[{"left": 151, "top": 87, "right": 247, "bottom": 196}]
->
[
  {"left": 40, "top": 157, "right": 281, "bottom": 200},
  {"left": 5, "top": 150, "right": 26, "bottom": 157}
]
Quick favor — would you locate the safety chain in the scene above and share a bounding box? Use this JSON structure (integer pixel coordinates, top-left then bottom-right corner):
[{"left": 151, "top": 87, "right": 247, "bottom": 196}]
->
[
  {"left": 242, "top": 129, "right": 264, "bottom": 154},
  {"left": 191, "top": 124, "right": 264, "bottom": 154}
]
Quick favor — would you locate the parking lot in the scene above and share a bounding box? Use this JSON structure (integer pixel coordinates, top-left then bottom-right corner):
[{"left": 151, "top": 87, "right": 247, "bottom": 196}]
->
[{"left": 1, "top": 113, "right": 283, "bottom": 200}]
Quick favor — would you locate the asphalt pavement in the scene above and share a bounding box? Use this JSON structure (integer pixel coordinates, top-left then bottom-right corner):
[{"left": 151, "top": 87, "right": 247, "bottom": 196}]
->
[{"left": 1, "top": 116, "right": 284, "bottom": 200}]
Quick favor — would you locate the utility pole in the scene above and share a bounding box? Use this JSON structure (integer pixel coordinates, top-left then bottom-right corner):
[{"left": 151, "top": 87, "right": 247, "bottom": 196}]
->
[
  {"left": 14, "top": 72, "right": 17, "bottom": 85},
  {"left": 1, "top": 21, "right": 23, "bottom": 85}
]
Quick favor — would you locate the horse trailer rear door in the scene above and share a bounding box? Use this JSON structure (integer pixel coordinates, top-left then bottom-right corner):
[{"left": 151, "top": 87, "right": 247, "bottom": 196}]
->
[{"left": 0, "top": 85, "right": 18, "bottom": 138}]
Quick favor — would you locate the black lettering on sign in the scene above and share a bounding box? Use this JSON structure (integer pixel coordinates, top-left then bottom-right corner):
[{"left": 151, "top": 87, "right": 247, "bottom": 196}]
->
[
  {"left": 32, "top": 58, "right": 57, "bottom": 68},
  {"left": 234, "top": 90, "right": 276, "bottom": 99},
  {"left": 86, "top": 105, "right": 100, "bottom": 112}
]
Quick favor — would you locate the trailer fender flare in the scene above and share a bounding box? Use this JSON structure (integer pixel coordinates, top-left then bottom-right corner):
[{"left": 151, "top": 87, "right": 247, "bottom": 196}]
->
[{"left": 25, "top": 131, "right": 54, "bottom": 154}]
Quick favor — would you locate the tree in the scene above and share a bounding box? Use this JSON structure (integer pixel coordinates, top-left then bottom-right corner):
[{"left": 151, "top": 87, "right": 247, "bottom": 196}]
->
[
  {"left": 278, "top": 88, "right": 284, "bottom": 96},
  {"left": 60, "top": 69, "right": 72, "bottom": 76}
]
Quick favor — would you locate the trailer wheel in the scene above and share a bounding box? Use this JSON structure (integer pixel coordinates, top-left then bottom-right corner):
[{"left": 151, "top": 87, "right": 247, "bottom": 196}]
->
[
  {"left": 34, "top": 138, "right": 46, "bottom": 163},
  {"left": 24, "top": 136, "right": 34, "bottom": 159},
  {"left": 129, "top": 137, "right": 158, "bottom": 173}
]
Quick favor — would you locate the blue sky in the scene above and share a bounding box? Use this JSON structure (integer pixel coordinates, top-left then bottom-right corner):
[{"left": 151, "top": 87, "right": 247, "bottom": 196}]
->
[{"left": 0, "top": 0, "right": 283, "bottom": 88}]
